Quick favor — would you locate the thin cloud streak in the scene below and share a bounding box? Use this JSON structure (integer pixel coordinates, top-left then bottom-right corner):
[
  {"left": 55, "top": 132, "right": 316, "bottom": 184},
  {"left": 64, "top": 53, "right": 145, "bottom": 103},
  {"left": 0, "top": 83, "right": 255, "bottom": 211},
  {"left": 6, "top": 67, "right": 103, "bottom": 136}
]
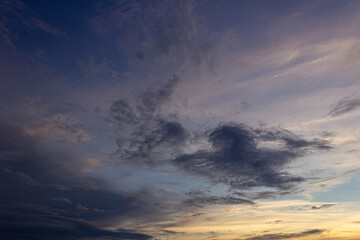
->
[
  {"left": 243, "top": 229, "right": 325, "bottom": 240},
  {"left": 329, "top": 95, "right": 360, "bottom": 117}
]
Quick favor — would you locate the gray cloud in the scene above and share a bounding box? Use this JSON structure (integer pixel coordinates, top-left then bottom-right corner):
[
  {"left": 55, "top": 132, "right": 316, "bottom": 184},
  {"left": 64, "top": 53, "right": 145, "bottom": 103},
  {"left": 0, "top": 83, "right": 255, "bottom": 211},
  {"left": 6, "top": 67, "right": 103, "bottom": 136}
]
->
[
  {"left": 174, "top": 124, "right": 331, "bottom": 191},
  {"left": 0, "top": 120, "right": 190, "bottom": 239},
  {"left": 185, "top": 189, "right": 254, "bottom": 206},
  {"left": 328, "top": 95, "right": 360, "bottom": 117},
  {"left": 255, "top": 128, "right": 331, "bottom": 150},
  {"left": 234, "top": 189, "right": 298, "bottom": 200},
  {"left": 111, "top": 98, "right": 139, "bottom": 125},
  {"left": 116, "top": 119, "right": 188, "bottom": 165},
  {"left": 110, "top": 75, "right": 179, "bottom": 126},
  {"left": 111, "top": 81, "right": 332, "bottom": 199},
  {"left": 311, "top": 204, "right": 335, "bottom": 210},
  {"left": 161, "top": 230, "right": 183, "bottom": 235},
  {"left": 111, "top": 75, "right": 189, "bottom": 165},
  {"left": 243, "top": 229, "right": 325, "bottom": 240},
  {"left": 0, "top": 214, "right": 152, "bottom": 240},
  {"left": 113, "top": 111, "right": 331, "bottom": 197}
]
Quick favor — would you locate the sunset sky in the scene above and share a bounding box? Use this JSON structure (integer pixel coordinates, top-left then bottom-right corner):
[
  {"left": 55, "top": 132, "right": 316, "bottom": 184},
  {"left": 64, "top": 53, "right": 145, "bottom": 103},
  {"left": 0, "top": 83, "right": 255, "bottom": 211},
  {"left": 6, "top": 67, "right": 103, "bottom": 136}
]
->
[{"left": 2, "top": 0, "right": 360, "bottom": 239}]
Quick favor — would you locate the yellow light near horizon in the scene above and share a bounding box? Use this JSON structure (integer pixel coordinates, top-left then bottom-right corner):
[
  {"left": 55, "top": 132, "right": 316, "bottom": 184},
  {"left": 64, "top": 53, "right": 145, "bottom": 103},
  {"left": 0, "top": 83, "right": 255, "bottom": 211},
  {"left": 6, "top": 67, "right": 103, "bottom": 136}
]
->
[{"left": 150, "top": 200, "right": 360, "bottom": 240}]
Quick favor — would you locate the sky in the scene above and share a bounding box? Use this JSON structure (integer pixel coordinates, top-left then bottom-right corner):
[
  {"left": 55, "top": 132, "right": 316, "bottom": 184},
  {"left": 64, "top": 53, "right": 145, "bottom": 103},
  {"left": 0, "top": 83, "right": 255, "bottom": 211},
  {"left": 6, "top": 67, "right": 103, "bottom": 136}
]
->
[{"left": 2, "top": 0, "right": 360, "bottom": 239}]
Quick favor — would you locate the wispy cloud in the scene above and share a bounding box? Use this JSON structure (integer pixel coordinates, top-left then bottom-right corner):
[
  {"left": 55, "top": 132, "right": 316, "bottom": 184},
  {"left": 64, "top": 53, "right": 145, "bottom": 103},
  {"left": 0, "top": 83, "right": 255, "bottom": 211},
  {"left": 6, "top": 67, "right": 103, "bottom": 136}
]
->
[
  {"left": 0, "top": 0, "right": 64, "bottom": 46},
  {"left": 311, "top": 204, "right": 336, "bottom": 210},
  {"left": 243, "top": 229, "right": 325, "bottom": 240},
  {"left": 110, "top": 75, "right": 180, "bottom": 126},
  {"left": 110, "top": 75, "right": 189, "bottom": 165},
  {"left": 186, "top": 189, "right": 254, "bottom": 206},
  {"left": 329, "top": 94, "right": 360, "bottom": 117}
]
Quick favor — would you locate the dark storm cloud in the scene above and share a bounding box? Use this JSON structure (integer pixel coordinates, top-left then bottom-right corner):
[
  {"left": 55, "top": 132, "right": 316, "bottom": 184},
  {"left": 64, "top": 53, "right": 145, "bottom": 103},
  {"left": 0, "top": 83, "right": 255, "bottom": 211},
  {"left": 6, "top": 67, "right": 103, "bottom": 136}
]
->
[
  {"left": 174, "top": 123, "right": 331, "bottom": 191},
  {"left": 0, "top": 120, "right": 159, "bottom": 239},
  {"left": 328, "top": 95, "right": 360, "bottom": 117},
  {"left": 244, "top": 229, "right": 325, "bottom": 240}
]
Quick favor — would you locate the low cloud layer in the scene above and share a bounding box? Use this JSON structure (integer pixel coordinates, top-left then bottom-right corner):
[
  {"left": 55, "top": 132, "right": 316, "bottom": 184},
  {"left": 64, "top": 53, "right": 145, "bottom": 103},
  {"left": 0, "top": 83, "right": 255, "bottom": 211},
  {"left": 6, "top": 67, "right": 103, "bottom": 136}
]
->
[
  {"left": 0, "top": 120, "right": 170, "bottom": 239},
  {"left": 0, "top": 215, "right": 151, "bottom": 240},
  {"left": 244, "top": 229, "right": 325, "bottom": 240}
]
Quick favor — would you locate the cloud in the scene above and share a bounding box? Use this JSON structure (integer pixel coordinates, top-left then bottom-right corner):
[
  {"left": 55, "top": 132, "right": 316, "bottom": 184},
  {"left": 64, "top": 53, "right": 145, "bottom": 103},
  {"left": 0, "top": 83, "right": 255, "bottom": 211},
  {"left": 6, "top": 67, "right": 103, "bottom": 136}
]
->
[
  {"left": 110, "top": 75, "right": 180, "bottom": 126},
  {"left": 311, "top": 204, "right": 335, "bottom": 210},
  {"left": 116, "top": 119, "right": 188, "bottom": 165},
  {"left": 112, "top": 104, "right": 331, "bottom": 197},
  {"left": 0, "top": 120, "right": 186, "bottom": 239},
  {"left": 185, "top": 189, "right": 254, "bottom": 206},
  {"left": 111, "top": 75, "right": 189, "bottom": 165},
  {"left": 256, "top": 127, "right": 331, "bottom": 150},
  {"left": 174, "top": 123, "right": 331, "bottom": 191},
  {"left": 0, "top": 120, "right": 92, "bottom": 185},
  {"left": 52, "top": 197, "right": 72, "bottom": 204},
  {"left": 91, "top": 0, "right": 226, "bottom": 86},
  {"left": 328, "top": 94, "right": 360, "bottom": 117},
  {"left": 161, "top": 230, "right": 183, "bottom": 235},
  {"left": 243, "top": 229, "right": 325, "bottom": 240},
  {"left": 235, "top": 189, "right": 298, "bottom": 200},
  {"left": 0, "top": 0, "right": 63, "bottom": 46},
  {"left": 0, "top": 214, "right": 152, "bottom": 240},
  {"left": 92, "top": 0, "right": 200, "bottom": 62},
  {"left": 25, "top": 114, "right": 91, "bottom": 143}
]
